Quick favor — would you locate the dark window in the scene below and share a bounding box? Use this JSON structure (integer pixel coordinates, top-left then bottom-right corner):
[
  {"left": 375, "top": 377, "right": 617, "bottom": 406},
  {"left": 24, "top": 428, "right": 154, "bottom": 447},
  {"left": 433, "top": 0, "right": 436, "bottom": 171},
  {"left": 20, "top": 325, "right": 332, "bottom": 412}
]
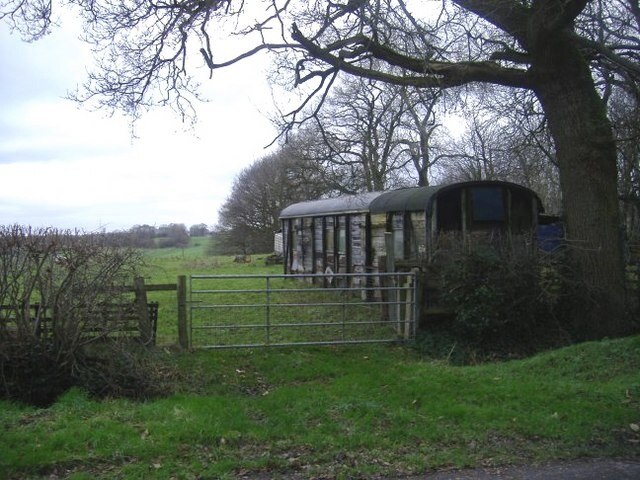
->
[
  {"left": 437, "top": 189, "right": 462, "bottom": 231},
  {"left": 471, "top": 187, "right": 505, "bottom": 222},
  {"left": 511, "top": 189, "right": 534, "bottom": 232}
]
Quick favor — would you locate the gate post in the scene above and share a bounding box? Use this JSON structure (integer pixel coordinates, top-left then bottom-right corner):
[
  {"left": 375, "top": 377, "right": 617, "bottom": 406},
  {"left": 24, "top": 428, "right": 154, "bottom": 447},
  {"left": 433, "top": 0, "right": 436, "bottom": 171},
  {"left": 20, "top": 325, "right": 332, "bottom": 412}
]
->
[
  {"left": 177, "top": 275, "right": 188, "bottom": 349},
  {"left": 412, "top": 268, "right": 423, "bottom": 336},
  {"left": 134, "top": 276, "right": 152, "bottom": 345}
]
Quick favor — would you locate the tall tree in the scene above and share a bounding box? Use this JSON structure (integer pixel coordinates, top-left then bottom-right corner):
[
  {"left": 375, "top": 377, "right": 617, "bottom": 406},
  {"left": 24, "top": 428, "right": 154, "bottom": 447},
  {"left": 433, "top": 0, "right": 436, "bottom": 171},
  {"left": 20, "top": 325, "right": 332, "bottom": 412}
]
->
[
  {"left": 397, "top": 87, "right": 445, "bottom": 187},
  {"left": 443, "top": 110, "right": 510, "bottom": 182},
  {"left": 4, "top": 0, "right": 638, "bottom": 337},
  {"left": 215, "top": 143, "right": 329, "bottom": 254},
  {"left": 437, "top": 88, "right": 562, "bottom": 213},
  {"left": 287, "top": 80, "right": 445, "bottom": 192},
  {"left": 312, "top": 77, "right": 412, "bottom": 192}
]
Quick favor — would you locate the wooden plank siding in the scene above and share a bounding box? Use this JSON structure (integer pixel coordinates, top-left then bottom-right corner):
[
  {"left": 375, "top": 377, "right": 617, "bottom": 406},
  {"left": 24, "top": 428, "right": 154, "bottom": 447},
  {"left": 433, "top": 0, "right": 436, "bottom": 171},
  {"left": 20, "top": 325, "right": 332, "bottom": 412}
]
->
[
  {"left": 279, "top": 181, "right": 549, "bottom": 328},
  {"left": 280, "top": 181, "right": 545, "bottom": 277}
]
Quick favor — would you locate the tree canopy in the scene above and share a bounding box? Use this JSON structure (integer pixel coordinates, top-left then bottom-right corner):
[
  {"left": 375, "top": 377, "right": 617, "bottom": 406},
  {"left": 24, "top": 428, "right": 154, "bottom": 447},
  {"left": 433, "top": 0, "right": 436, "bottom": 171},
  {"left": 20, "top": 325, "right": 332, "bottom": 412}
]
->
[{"left": 214, "top": 142, "right": 330, "bottom": 254}]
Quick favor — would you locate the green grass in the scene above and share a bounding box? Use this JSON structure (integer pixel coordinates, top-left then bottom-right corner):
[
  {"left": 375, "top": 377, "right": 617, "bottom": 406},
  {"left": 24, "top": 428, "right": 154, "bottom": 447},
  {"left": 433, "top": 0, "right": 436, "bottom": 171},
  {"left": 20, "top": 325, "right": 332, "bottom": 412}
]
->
[
  {"left": 1, "top": 338, "right": 639, "bottom": 478},
  {"left": 141, "top": 237, "right": 282, "bottom": 345},
  {"left": 2, "top": 239, "right": 638, "bottom": 478},
  {"left": 146, "top": 237, "right": 395, "bottom": 348}
]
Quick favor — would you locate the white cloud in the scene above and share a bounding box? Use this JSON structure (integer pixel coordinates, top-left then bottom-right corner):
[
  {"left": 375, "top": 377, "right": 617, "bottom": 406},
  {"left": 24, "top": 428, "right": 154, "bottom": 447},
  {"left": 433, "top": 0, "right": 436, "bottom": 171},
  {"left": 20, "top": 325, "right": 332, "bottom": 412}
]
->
[{"left": 0, "top": 16, "right": 279, "bottom": 231}]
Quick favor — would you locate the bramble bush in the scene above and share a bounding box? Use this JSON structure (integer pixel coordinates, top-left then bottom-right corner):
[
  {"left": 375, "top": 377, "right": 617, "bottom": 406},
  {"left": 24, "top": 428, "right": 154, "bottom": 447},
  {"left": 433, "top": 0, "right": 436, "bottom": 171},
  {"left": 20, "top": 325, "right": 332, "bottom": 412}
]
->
[
  {"left": 419, "top": 245, "right": 572, "bottom": 362},
  {"left": 0, "top": 226, "right": 172, "bottom": 406}
]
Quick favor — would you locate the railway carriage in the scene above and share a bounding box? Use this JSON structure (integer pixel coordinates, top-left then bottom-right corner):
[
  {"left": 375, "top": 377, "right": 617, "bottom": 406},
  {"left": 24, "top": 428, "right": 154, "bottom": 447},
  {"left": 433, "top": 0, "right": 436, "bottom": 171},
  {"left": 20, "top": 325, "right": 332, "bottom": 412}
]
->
[{"left": 279, "top": 180, "right": 546, "bottom": 277}]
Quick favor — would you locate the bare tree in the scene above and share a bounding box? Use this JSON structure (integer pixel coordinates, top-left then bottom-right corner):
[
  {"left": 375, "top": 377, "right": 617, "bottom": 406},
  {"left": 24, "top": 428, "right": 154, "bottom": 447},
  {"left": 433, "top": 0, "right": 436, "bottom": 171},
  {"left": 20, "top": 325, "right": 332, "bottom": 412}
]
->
[
  {"left": 442, "top": 109, "right": 511, "bottom": 181},
  {"left": 4, "top": 0, "right": 639, "bottom": 337},
  {"left": 396, "top": 87, "right": 445, "bottom": 187},
  {"left": 156, "top": 223, "right": 190, "bottom": 248},
  {"left": 189, "top": 223, "right": 210, "bottom": 237},
  {"left": 215, "top": 142, "right": 330, "bottom": 254},
  {"left": 310, "top": 77, "right": 413, "bottom": 192},
  {"left": 289, "top": 79, "right": 445, "bottom": 191},
  {"left": 611, "top": 89, "right": 640, "bottom": 240},
  {"left": 435, "top": 87, "right": 562, "bottom": 212},
  {"left": 126, "top": 224, "right": 157, "bottom": 248}
]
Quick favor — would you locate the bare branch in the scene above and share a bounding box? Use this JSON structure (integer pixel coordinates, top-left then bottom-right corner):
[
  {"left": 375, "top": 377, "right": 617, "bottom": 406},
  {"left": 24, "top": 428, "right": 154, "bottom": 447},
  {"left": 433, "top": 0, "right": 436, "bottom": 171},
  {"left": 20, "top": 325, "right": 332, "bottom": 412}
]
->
[
  {"left": 571, "top": 32, "right": 640, "bottom": 79},
  {"left": 291, "top": 23, "right": 533, "bottom": 89}
]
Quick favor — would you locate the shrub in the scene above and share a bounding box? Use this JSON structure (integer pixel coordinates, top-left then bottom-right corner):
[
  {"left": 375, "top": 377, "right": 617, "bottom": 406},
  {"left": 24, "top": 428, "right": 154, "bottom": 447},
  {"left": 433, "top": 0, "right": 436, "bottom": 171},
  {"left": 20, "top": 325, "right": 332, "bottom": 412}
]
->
[
  {"left": 0, "top": 226, "right": 170, "bottom": 406},
  {"left": 72, "top": 340, "right": 177, "bottom": 401},
  {"left": 433, "top": 247, "right": 569, "bottom": 359},
  {"left": 0, "top": 339, "right": 74, "bottom": 407}
]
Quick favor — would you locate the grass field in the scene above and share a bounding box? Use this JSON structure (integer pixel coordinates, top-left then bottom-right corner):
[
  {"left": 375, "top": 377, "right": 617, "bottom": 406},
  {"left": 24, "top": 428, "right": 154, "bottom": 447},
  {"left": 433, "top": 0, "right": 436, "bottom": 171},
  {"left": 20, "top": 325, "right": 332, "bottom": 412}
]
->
[
  {"left": 2, "top": 238, "right": 639, "bottom": 479},
  {"left": 141, "top": 237, "right": 282, "bottom": 345}
]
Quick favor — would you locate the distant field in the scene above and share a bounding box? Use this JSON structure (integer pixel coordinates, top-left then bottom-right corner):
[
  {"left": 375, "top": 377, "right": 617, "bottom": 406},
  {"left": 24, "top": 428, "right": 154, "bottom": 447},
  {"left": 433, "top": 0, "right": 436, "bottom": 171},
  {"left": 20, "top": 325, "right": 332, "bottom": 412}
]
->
[{"left": 141, "top": 237, "right": 281, "bottom": 345}]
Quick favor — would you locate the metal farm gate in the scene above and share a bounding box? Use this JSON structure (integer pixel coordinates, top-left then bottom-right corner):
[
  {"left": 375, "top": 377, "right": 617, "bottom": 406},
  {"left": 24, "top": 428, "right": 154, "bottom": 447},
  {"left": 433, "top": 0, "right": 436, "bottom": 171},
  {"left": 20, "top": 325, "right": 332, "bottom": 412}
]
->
[{"left": 189, "top": 272, "right": 417, "bottom": 349}]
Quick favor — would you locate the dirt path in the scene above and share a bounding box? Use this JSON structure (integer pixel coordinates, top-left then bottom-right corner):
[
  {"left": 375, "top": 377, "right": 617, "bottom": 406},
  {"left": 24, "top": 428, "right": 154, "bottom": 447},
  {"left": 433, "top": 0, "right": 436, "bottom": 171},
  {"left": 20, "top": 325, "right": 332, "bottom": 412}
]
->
[
  {"left": 238, "top": 458, "right": 640, "bottom": 479},
  {"left": 417, "top": 458, "right": 640, "bottom": 479}
]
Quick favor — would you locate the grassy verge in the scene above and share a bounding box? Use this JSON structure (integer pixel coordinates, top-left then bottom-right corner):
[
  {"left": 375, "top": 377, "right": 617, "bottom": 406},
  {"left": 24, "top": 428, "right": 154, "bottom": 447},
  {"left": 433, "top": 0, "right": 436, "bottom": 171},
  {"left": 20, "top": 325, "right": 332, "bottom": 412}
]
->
[{"left": 2, "top": 337, "right": 639, "bottom": 479}]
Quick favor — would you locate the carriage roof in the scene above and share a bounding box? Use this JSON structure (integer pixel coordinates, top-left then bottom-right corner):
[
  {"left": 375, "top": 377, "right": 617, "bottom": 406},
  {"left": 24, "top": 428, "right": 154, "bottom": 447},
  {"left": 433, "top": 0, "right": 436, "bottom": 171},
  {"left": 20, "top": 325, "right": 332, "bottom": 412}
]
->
[
  {"left": 279, "top": 191, "right": 385, "bottom": 218},
  {"left": 279, "top": 181, "right": 543, "bottom": 219}
]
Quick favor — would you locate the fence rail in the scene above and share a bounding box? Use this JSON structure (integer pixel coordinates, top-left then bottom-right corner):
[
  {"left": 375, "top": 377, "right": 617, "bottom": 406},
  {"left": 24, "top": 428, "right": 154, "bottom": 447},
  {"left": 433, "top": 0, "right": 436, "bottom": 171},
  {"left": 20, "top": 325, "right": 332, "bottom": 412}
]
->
[
  {"left": 189, "top": 272, "right": 417, "bottom": 349},
  {"left": 0, "top": 276, "right": 179, "bottom": 346},
  {"left": 0, "top": 301, "right": 159, "bottom": 344}
]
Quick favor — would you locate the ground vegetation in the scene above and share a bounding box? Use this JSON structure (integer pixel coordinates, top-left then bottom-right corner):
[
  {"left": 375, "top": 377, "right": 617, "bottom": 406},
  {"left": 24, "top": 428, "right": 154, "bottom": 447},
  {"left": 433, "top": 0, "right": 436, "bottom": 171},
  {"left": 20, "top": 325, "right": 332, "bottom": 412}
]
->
[
  {"left": 0, "top": 226, "right": 168, "bottom": 407},
  {"left": 2, "top": 337, "right": 638, "bottom": 478}
]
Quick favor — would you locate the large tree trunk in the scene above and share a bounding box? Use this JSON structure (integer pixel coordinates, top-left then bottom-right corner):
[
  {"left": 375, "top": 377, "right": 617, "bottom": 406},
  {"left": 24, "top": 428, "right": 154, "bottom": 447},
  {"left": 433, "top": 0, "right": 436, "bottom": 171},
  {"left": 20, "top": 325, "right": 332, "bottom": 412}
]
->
[{"left": 532, "top": 33, "right": 629, "bottom": 339}]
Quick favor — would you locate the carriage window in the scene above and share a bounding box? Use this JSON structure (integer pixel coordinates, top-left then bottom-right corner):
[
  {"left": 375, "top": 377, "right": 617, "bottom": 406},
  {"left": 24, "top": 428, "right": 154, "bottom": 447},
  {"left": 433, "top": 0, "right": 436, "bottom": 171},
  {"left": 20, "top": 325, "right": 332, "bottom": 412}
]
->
[
  {"left": 337, "top": 216, "right": 347, "bottom": 254},
  {"left": 325, "top": 217, "right": 334, "bottom": 254},
  {"left": 471, "top": 187, "right": 505, "bottom": 222},
  {"left": 392, "top": 213, "right": 404, "bottom": 259}
]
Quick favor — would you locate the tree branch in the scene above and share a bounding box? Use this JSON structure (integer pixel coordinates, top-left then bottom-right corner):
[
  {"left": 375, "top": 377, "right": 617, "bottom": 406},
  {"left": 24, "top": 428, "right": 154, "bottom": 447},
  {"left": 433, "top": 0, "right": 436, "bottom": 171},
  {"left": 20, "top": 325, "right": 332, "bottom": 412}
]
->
[
  {"left": 532, "top": 0, "right": 590, "bottom": 33},
  {"left": 291, "top": 23, "right": 533, "bottom": 89},
  {"left": 452, "top": 0, "right": 530, "bottom": 46},
  {"left": 571, "top": 32, "right": 640, "bottom": 79}
]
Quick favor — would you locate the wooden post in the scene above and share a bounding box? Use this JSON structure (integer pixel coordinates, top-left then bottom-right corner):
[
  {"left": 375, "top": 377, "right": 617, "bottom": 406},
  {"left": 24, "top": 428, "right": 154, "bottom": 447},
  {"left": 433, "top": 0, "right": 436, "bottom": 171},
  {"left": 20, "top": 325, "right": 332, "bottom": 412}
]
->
[
  {"left": 384, "top": 232, "right": 399, "bottom": 330},
  {"left": 134, "top": 276, "right": 152, "bottom": 345},
  {"left": 403, "top": 276, "right": 412, "bottom": 340},
  {"left": 385, "top": 231, "right": 395, "bottom": 274},
  {"left": 177, "top": 275, "right": 188, "bottom": 350},
  {"left": 412, "top": 268, "right": 423, "bottom": 334}
]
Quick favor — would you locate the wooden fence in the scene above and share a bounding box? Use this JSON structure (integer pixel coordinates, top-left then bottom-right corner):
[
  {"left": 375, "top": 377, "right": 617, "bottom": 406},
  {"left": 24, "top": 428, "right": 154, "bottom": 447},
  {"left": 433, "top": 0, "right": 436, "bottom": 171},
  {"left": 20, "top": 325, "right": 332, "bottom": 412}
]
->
[{"left": 0, "top": 276, "right": 188, "bottom": 348}]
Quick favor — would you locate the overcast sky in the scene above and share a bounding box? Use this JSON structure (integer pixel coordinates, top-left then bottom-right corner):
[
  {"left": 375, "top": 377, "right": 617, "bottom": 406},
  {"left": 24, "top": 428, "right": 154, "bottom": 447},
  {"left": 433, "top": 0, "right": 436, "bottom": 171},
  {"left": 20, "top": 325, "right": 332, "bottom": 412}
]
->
[{"left": 0, "top": 15, "right": 278, "bottom": 232}]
